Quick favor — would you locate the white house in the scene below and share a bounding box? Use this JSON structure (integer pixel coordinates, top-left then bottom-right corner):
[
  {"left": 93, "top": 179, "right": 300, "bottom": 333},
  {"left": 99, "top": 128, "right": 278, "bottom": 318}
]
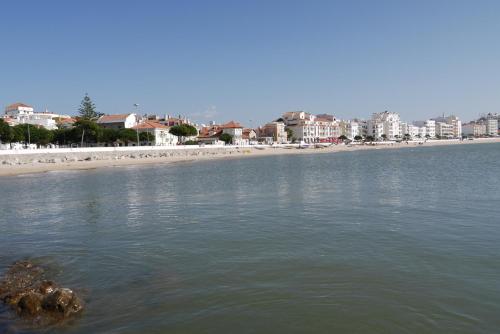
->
[
  {"left": 221, "top": 121, "right": 244, "bottom": 145},
  {"left": 131, "top": 121, "right": 178, "bottom": 146},
  {"left": 4, "top": 103, "right": 70, "bottom": 130},
  {"left": 97, "top": 113, "right": 138, "bottom": 129},
  {"left": 5, "top": 103, "right": 35, "bottom": 117}
]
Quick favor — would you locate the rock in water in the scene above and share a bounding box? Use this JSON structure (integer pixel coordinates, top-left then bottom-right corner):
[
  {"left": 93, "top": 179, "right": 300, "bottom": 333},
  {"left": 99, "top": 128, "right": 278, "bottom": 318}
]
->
[
  {"left": 0, "top": 260, "right": 84, "bottom": 327},
  {"left": 42, "top": 288, "right": 83, "bottom": 317},
  {"left": 17, "top": 292, "right": 43, "bottom": 316}
]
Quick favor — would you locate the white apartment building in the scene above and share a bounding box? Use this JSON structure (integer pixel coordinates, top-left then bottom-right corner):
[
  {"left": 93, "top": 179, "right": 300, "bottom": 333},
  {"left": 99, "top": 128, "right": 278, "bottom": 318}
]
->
[
  {"left": 5, "top": 103, "right": 34, "bottom": 117},
  {"left": 413, "top": 120, "right": 436, "bottom": 138},
  {"left": 339, "top": 120, "right": 359, "bottom": 140},
  {"left": 435, "top": 122, "right": 455, "bottom": 138},
  {"left": 418, "top": 126, "right": 426, "bottom": 138},
  {"left": 485, "top": 117, "right": 498, "bottom": 136},
  {"left": 368, "top": 111, "right": 401, "bottom": 140},
  {"left": 4, "top": 103, "right": 70, "bottom": 130},
  {"left": 432, "top": 115, "right": 461, "bottom": 138},
  {"left": 282, "top": 111, "right": 339, "bottom": 143},
  {"left": 462, "top": 123, "right": 486, "bottom": 137}
]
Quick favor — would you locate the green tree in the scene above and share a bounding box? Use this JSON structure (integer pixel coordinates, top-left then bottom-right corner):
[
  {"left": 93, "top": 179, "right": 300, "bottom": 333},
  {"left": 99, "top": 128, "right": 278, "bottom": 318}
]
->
[
  {"left": 11, "top": 124, "right": 54, "bottom": 146},
  {"left": 117, "top": 129, "right": 137, "bottom": 144},
  {"left": 0, "top": 119, "right": 13, "bottom": 143},
  {"left": 139, "top": 131, "right": 155, "bottom": 144},
  {"left": 381, "top": 134, "right": 387, "bottom": 141},
  {"left": 354, "top": 135, "right": 363, "bottom": 141},
  {"left": 338, "top": 135, "right": 348, "bottom": 141},
  {"left": 100, "top": 128, "right": 119, "bottom": 144},
  {"left": 365, "top": 135, "right": 375, "bottom": 142},
  {"left": 74, "top": 119, "right": 102, "bottom": 145},
  {"left": 169, "top": 124, "right": 197, "bottom": 142},
  {"left": 285, "top": 128, "right": 294, "bottom": 142},
  {"left": 11, "top": 125, "right": 25, "bottom": 143},
  {"left": 219, "top": 133, "right": 233, "bottom": 144},
  {"left": 78, "top": 93, "right": 102, "bottom": 120}
]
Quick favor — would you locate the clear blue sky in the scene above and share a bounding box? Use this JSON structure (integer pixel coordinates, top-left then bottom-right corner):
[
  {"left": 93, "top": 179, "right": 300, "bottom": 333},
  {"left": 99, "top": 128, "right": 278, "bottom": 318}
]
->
[{"left": 1, "top": 0, "right": 500, "bottom": 125}]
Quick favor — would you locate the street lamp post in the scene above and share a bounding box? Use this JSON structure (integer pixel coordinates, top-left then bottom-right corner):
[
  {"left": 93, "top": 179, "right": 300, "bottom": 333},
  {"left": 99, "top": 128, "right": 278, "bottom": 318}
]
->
[{"left": 134, "top": 104, "right": 140, "bottom": 146}]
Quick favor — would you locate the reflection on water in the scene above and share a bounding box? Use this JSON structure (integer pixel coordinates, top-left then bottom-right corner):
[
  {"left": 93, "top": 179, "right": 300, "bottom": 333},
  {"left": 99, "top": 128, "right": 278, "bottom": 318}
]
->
[{"left": 1, "top": 143, "right": 500, "bottom": 333}]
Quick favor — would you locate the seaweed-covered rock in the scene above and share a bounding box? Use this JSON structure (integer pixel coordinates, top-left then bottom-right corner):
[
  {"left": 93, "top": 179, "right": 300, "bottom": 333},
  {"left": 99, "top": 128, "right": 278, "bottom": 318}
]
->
[{"left": 0, "top": 260, "right": 84, "bottom": 327}]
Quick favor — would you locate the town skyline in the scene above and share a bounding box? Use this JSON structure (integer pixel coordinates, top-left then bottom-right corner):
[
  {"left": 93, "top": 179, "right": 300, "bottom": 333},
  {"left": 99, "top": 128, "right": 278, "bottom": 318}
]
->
[{"left": 2, "top": 1, "right": 500, "bottom": 124}]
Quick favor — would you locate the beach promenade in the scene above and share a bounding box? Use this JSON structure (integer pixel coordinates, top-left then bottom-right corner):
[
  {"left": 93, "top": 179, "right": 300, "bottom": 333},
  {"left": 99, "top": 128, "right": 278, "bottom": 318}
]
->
[{"left": 0, "top": 138, "right": 499, "bottom": 177}]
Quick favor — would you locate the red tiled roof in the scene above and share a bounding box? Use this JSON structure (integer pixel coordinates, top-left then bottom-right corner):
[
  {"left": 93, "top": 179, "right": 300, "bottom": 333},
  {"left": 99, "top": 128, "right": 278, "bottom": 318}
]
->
[
  {"left": 97, "top": 114, "right": 133, "bottom": 123},
  {"left": 5, "top": 102, "right": 32, "bottom": 110},
  {"left": 132, "top": 121, "right": 168, "bottom": 129},
  {"left": 198, "top": 130, "right": 222, "bottom": 138},
  {"left": 57, "top": 117, "right": 76, "bottom": 123},
  {"left": 221, "top": 121, "right": 243, "bottom": 129}
]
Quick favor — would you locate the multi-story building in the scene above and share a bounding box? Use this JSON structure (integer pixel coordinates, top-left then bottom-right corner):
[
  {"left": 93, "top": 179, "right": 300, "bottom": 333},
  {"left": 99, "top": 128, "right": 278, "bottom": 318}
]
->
[
  {"left": 432, "top": 115, "right": 461, "bottom": 138},
  {"left": 368, "top": 111, "right": 401, "bottom": 140},
  {"left": 485, "top": 117, "right": 498, "bottom": 136},
  {"left": 418, "top": 126, "right": 427, "bottom": 138},
  {"left": 257, "top": 121, "right": 287, "bottom": 143},
  {"left": 435, "top": 122, "right": 455, "bottom": 138},
  {"left": 338, "top": 120, "right": 359, "bottom": 140},
  {"left": 5, "top": 103, "right": 34, "bottom": 117},
  {"left": 462, "top": 122, "right": 486, "bottom": 137},
  {"left": 413, "top": 120, "right": 436, "bottom": 138},
  {"left": 282, "top": 111, "right": 339, "bottom": 143},
  {"left": 4, "top": 103, "right": 70, "bottom": 130}
]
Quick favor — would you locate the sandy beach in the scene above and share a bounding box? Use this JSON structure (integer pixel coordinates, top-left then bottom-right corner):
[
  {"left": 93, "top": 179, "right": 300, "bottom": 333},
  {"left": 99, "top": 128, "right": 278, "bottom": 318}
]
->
[{"left": 1, "top": 138, "right": 499, "bottom": 177}]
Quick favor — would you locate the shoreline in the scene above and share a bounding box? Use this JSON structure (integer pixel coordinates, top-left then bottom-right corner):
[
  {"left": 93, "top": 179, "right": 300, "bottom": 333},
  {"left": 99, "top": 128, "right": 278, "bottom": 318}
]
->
[{"left": 1, "top": 138, "right": 499, "bottom": 177}]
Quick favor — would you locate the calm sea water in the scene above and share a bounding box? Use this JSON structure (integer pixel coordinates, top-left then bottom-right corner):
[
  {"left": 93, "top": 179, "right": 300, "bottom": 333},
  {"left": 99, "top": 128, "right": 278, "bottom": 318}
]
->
[{"left": 1, "top": 143, "right": 500, "bottom": 334}]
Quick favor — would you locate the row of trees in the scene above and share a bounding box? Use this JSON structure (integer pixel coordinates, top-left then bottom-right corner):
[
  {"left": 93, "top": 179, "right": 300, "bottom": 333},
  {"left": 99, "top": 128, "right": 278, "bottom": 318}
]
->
[{"left": 0, "top": 119, "right": 155, "bottom": 147}]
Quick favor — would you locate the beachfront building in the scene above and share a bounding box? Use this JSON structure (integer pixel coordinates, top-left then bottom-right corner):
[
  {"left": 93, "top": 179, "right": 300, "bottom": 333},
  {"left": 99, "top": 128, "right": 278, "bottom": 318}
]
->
[
  {"left": 4, "top": 103, "right": 71, "bottom": 130},
  {"left": 462, "top": 122, "right": 486, "bottom": 137},
  {"left": 242, "top": 128, "right": 258, "bottom": 144},
  {"left": 355, "top": 119, "right": 369, "bottom": 138},
  {"left": 338, "top": 120, "right": 359, "bottom": 140},
  {"left": 221, "top": 121, "right": 244, "bottom": 145},
  {"left": 485, "top": 117, "right": 498, "bottom": 136},
  {"left": 97, "top": 113, "right": 138, "bottom": 129},
  {"left": 198, "top": 121, "right": 245, "bottom": 145},
  {"left": 418, "top": 126, "right": 427, "bottom": 138},
  {"left": 282, "top": 111, "right": 339, "bottom": 143},
  {"left": 131, "top": 121, "right": 178, "bottom": 146},
  {"left": 5, "top": 103, "right": 34, "bottom": 117},
  {"left": 413, "top": 120, "right": 436, "bottom": 138},
  {"left": 435, "top": 122, "right": 455, "bottom": 138},
  {"left": 432, "top": 115, "right": 461, "bottom": 138},
  {"left": 257, "top": 121, "right": 288, "bottom": 144},
  {"left": 368, "top": 111, "right": 401, "bottom": 140}
]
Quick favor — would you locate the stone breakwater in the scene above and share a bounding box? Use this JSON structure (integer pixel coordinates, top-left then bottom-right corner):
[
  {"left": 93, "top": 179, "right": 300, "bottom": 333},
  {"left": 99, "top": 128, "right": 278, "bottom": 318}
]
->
[
  {"left": 0, "top": 260, "right": 84, "bottom": 327},
  {"left": 0, "top": 146, "right": 252, "bottom": 166}
]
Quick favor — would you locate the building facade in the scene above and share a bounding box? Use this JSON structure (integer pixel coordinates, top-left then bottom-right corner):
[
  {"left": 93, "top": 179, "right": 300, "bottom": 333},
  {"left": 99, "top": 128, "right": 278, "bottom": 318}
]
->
[{"left": 97, "top": 114, "right": 138, "bottom": 129}]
